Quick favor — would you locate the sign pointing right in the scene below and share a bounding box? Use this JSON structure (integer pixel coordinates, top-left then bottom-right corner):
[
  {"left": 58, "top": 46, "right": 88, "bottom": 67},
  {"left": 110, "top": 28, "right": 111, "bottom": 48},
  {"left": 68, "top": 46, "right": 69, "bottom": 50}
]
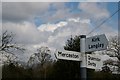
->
[{"left": 85, "top": 34, "right": 108, "bottom": 52}]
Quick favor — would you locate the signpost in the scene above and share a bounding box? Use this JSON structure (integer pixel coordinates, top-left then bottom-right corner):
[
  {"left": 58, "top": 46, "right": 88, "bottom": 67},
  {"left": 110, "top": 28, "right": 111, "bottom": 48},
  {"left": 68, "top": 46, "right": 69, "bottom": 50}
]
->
[
  {"left": 85, "top": 34, "right": 108, "bottom": 52},
  {"left": 80, "top": 34, "right": 108, "bottom": 80},
  {"left": 55, "top": 50, "right": 82, "bottom": 61},
  {"left": 54, "top": 34, "right": 108, "bottom": 80}
]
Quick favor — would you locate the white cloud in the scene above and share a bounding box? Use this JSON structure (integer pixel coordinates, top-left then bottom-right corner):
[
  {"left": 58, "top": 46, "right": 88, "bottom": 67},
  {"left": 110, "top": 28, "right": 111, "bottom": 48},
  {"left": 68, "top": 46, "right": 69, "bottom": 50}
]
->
[
  {"left": 2, "top": 0, "right": 69, "bottom": 2},
  {"left": 2, "top": 16, "right": 118, "bottom": 62},
  {"left": 0, "top": 24, "right": 2, "bottom": 46},
  {"left": 68, "top": 18, "right": 90, "bottom": 24},
  {"left": 0, "top": 2, "right": 2, "bottom": 45},
  {"left": 70, "top": 0, "right": 119, "bottom": 2},
  {"left": 42, "top": 7, "right": 70, "bottom": 23},
  {"left": 38, "top": 21, "right": 67, "bottom": 32},
  {"left": 2, "top": 2, "right": 70, "bottom": 25},
  {"left": 2, "top": 2, "right": 118, "bottom": 62},
  {"left": 2, "top": 0, "right": 119, "bottom": 2},
  {"left": 38, "top": 24, "right": 58, "bottom": 32},
  {"left": 96, "top": 24, "right": 118, "bottom": 38},
  {"left": 37, "top": 17, "right": 117, "bottom": 51},
  {"left": 2, "top": 17, "right": 92, "bottom": 50},
  {"left": 3, "top": 17, "right": 117, "bottom": 51},
  {"left": 2, "top": 2, "right": 110, "bottom": 27},
  {"left": 79, "top": 2, "right": 110, "bottom": 19},
  {"left": 43, "top": 18, "right": 92, "bottom": 51},
  {"left": 3, "top": 22, "right": 51, "bottom": 44},
  {"left": 2, "top": 2, "right": 51, "bottom": 22}
]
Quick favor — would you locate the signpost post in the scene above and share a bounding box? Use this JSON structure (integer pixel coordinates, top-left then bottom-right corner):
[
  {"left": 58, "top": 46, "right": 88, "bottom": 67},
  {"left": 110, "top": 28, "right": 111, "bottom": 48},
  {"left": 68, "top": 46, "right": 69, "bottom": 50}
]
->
[{"left": 80, "top": 35, "right": 87, "bottom": 80}]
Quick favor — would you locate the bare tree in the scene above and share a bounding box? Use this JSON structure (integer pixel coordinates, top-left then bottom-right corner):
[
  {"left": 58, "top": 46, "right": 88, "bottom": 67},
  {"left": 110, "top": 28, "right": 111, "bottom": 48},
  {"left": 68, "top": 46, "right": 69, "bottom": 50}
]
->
[
  {"left": 107, "top": 36, "right": 120, "bottom": 60},
  {"left": 27, "top": 46, "right": 52, "bottom": 67},
  {"left": 2, "top": 52, "right": 18, "bottom": 65},
  {"left": 106, "top": 36, "right": 120, "bottom": 73},
  {"left": 37, "top": 47, "right": 51, "bottom": 66},
  {"left": 0, "top": 31, "right": 25, "bottom": 54},
  {"left": 0, "top": 31, "right": 25, "bottom": 65}
]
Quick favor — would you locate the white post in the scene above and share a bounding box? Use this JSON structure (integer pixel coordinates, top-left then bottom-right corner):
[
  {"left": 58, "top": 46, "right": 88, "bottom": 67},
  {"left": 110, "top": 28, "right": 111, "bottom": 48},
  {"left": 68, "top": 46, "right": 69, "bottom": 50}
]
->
[{"left": 80, "top": 35, "right": 87, "bottom": 80}]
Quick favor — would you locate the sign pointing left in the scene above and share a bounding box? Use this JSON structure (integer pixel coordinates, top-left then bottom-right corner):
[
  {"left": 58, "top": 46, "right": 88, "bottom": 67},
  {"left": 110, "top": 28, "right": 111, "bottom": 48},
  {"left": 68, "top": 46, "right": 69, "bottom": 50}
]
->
[{"left": 55, "top": 50, "right": 82, "bottom": 61}]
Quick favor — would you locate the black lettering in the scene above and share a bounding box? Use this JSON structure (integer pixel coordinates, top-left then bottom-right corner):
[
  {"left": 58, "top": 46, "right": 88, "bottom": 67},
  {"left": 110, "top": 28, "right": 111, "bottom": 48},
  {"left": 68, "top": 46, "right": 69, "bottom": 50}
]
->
[
  {"left": 88, "top": 43, "right": 105, "bottom": 50},
  {"left": 62, "top": 53, "right": 65, "bottom": 57},
  {"left": 88, "top": 61, "right": 91, "bottom": 65},
  {"left": 88, "top": 56, "right": 91, "bottom": 60},
  {"left": 58, "top": 52, "right": 79, "bottom": 59},
  {"left": 92, "top": 37, "right": 100, "bottom": 42},
  {"left": 69, "top": 54, "right": 72, "bottom": 57},
  {"left": 92, "top": 63, "right": 96, "bottom": 67},
  {"left": 88, "top": 45, "right": 91, "bottom": 49},
  {"left": 92, "top": 38, "right": 95, "bottom": 42},
  {"left": 58, "top": 51, "right": 62, "bottom": 56},
  {"left": 66, "top": 54, "right": 69, "bottom": 57},
  {"left": 97, "top": 38, "right": 100, "bottom": 41},
  {"left": 75, "top": 55, "right": 79, "bottom": 58},
  {"left": 88, "top": 56, "right": 101, "bottom": 61},
  {"left": 88, "top": 61, "right": 96, "bottom": 67},
  {"left": 101, "top": 44, "right": 104, "bottom": 48}
]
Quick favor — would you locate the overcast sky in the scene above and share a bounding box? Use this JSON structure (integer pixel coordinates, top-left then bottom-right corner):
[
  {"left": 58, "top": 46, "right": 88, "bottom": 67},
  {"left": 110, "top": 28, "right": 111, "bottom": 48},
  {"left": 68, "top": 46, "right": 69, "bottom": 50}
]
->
[
  {"left": 1, "top": 2, "right": 118, "bottom": 61},
  {"left": 2, "top": 0, "right": 120, "bottom": 2}
]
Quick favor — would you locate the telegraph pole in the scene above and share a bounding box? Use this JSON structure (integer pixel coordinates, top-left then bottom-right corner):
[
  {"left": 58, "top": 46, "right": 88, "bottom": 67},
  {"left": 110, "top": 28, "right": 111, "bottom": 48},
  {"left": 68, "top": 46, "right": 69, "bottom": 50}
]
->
[{"left": 80, "top": 35, "right": 87, "bottom": 80}]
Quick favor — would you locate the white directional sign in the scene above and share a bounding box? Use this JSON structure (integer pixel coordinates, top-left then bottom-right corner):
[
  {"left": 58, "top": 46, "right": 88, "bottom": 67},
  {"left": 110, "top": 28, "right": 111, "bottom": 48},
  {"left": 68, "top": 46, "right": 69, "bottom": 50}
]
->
[
  {"left": 85, "top": 34, "right": 108, "bottom": 52},
  {"left": 87, "top": 54, "right": 102, "bottom": 69},
  {"left": 55, "top": 50, "right": 82, "bottom": 61}
]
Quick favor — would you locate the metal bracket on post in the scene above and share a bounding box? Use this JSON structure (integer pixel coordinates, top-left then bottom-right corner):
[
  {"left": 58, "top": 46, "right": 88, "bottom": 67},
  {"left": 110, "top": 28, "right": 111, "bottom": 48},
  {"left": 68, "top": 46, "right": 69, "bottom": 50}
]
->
[{"left": 80, "top": 35, "right": 87, "bottom": 80}]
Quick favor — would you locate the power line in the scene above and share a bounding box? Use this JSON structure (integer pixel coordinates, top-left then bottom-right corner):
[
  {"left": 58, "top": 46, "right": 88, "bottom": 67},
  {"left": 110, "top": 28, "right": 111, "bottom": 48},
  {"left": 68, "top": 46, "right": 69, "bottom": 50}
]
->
[{"left": 87, "top": 8, "right": 120, "bottom": 36}]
